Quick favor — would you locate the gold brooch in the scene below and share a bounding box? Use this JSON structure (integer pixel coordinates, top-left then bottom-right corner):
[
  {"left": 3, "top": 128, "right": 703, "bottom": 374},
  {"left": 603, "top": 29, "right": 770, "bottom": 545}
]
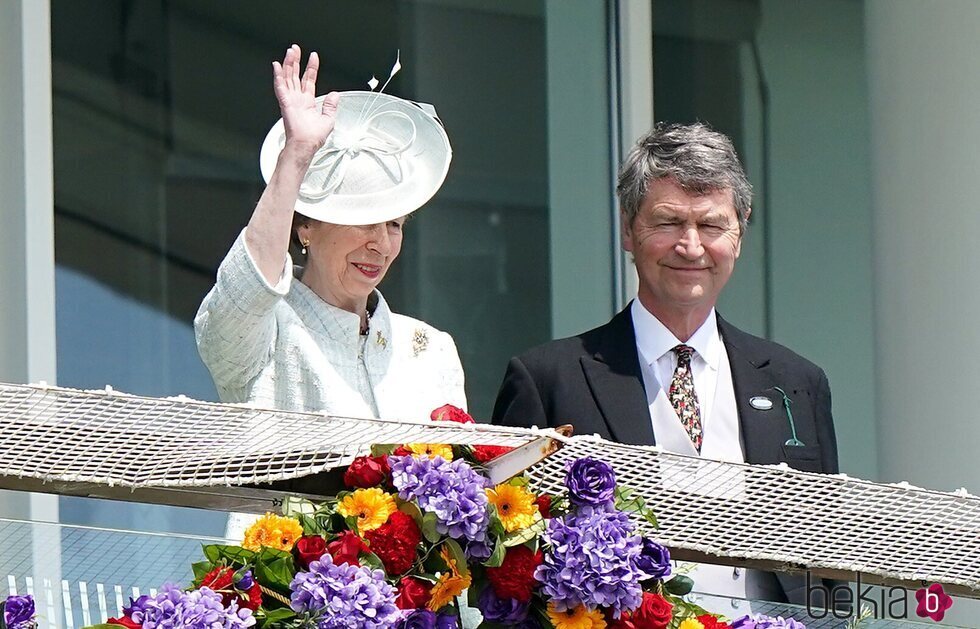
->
[
  {"left": 412, "top": 328, "right": 429, "bottom": 357},
  {"left": 375, "top": 330, "right": 388, "bottom": 349}
]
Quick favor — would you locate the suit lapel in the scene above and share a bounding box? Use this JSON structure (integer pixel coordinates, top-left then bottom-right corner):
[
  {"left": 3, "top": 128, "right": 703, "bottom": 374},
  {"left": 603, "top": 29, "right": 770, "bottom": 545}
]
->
[
  {"left": 719, "top": 316, "right": 786, "bottom": 465},
  {"left": 580, "top": 306, "right": 656, "bottom": 446}
]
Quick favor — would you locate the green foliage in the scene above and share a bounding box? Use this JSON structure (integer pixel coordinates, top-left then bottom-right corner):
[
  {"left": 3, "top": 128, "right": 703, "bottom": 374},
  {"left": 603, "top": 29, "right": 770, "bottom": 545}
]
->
[
  {"left": 202, "top": 544, "right": 256, "bottom": 566},
  {"left": 256, "top": 607, "right": 297, "bottom": 628},
  {"left": 615, "top": 487, "right": 658, "bottom": 528},
  {"left": 664, "top": 575, "right": 695, "bottom": 596},
  {"left": 502, "top": 511, "right": 546, "bottom": 547},
  {"left": 443, "top": 538, "right": 469, "bottom": 578},
  {"left": 484, "top": 536, "right": 506, "bottom": 568},
  {"left": 370, "top": 444, "right": 397, "bottom": 457},
  {"left": 421, "top": 511, "right": 441, "bottom": 544},
  {"left": 252, "top": 547, "right": 297, "bottom": 594}
]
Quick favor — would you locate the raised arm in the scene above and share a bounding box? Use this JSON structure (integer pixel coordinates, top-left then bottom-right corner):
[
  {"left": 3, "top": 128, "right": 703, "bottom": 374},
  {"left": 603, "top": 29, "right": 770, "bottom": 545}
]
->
[{"left": 245, "top": 44, "right": 340, "bottom": 284}]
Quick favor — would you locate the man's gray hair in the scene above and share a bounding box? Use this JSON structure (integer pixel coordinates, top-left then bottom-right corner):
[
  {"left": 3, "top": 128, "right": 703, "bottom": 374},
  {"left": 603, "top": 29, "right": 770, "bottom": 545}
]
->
[{"left": 617, "top": 122, "right": 752, "bottom": 231}]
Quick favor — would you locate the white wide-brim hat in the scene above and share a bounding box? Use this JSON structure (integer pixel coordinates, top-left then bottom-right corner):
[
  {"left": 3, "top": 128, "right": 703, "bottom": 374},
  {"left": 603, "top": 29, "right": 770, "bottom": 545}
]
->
[{"left": 259, "top": 91, "right": 452, "bottom": 225}]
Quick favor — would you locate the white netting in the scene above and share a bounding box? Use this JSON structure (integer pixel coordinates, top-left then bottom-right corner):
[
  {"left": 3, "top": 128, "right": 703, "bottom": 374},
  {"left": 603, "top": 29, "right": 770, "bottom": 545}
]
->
[
  {"left": 0, "top": 382, "right": 978, "bottom": 596},
  {"left": 525, "top": 439, "right": 980, "bottom": 595},
  {"left": 0, "top": 383, "right": 551, "bottom": 487}
]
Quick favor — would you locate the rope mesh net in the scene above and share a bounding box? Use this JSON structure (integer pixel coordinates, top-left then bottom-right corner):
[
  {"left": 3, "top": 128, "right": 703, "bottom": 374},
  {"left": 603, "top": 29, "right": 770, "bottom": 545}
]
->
[{"left": 0, "top": 382, "right": 977, "bottom": 595}]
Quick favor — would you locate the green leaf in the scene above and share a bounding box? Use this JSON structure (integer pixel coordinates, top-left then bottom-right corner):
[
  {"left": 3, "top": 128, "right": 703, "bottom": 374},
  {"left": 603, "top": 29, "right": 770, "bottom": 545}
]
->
[
  {"left": 502, "top": 512, "right": 546, "bottom": 547},
  {"left": 296, "top": 513, "right": 326, "bottom": 537},
  {"left": 253, "top": 548, "right": 297, "bottom": 591},
  {"left": 191, "top": 560, "right": 214, "bottom": 581},
  {"left": 360, "top": 551, "right": 385, "bottom": 573},
  {"left": 257, "top": 607, "right": 297, "bottom": 624},
  {"left": 202, "top": 544, "right": 255, "bottom": 566},
  {"left": 443, "top": 538, "right": 469, "bottom": 578},
  {"left": 370, "top": 444, "right": 397, "bottom": 456},
  {"left": 484, "top": 537, "right": 506, "bottom": 568},
  {"left": 664, "top": 575, "right": 694, "bottom": 596},
  {"left": 398, "top": 501, "right": 424, "bottom": 528},
  {"left": 421, "top": 511, "right": 441, "bottom": 543}
]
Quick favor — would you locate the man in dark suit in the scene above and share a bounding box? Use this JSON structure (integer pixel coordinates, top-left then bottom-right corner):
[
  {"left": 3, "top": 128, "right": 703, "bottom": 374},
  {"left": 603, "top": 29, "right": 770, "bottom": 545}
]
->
[{"left": 492, "top": 122, "right": 838, "bottom": 604}]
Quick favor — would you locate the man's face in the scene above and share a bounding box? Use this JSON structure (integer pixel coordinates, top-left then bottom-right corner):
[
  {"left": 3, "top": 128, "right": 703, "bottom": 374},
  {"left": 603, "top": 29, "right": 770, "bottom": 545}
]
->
[{"left": 622, "top": 177, "right": 746, "bottom": 320}]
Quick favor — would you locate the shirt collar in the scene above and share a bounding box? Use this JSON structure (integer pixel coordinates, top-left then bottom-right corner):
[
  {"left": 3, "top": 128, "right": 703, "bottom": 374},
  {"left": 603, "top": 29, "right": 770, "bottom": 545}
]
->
[{"left": 630, "top": 300, "right": 722, "bottom": 370}]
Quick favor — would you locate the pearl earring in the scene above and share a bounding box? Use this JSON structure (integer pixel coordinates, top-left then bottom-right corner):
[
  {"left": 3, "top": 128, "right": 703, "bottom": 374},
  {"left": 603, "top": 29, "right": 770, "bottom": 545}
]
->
[{"left": 302, "top": 239, "right": 310, "bottom": 255}]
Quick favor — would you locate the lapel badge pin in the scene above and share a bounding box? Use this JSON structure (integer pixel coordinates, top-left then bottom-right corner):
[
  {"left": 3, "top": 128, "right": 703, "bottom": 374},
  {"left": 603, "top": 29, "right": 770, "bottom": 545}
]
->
[{"left": 749, "top": 396, "right": 773, "bottom": 410}]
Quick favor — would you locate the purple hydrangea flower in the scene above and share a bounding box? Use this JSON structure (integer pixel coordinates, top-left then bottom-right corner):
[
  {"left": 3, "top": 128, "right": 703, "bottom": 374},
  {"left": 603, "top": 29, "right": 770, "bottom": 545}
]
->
[
  {"left": 477, "top": 588, "right": 529, "bottom": 624},
  {"left": 390, "top": 455, "right": 491, "bottom": 544},
  {"left": 462, "top": 537, "right": 493, "bottom": 562},
  {"left": 733, "top": 613, "right": 807, "bottom": 629},
  {"left": 3, "top": 595, "right": 35, "bottom": 629},
  {"left": 290, "top": 553, "right": 399, "bottom": 628},
  {"left": 534, "top": 504, "right": 643, "bottom": 618},
  {"left": 636, "top": 538, "right": 672, "bottom": 580},
  {"left": 131, "top": 584, "right": 254, "bottom": 629},
  {"left": 123, "top": 595, "right": 151, "bottom": 618},
  {"left": 565, "top": 458, "right": 617, "bottom": 506}
]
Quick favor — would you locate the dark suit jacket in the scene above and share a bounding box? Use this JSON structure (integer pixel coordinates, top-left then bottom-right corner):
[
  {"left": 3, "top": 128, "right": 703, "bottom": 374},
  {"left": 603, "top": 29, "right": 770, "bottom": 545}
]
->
[
  {"left": 491, "top": 305, "right": 840, "bottom": 606},
  {"left": 492, "top": 305, "right": 838, "bottom": 474}
]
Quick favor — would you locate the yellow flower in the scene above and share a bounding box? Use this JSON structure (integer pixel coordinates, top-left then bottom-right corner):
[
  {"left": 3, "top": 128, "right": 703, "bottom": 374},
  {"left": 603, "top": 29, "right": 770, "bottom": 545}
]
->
[
  {"left": 427, "top": 546, "right": 472, "bottom": 611},
  {"left": 404, "top": 443, "right": 454, "bottom": 460},
  {"left": 486, "top": 483, "right": 538, "bottom": 532},
  {"left": 547, "top": 603, "right": 607, "bottom": 629},
  {"left": 337, "top": 487, "right": 397, "bottom": 532},
  {"left": 242, "top": 512, "right": 303, "bottom": 552},
  {"left": 678, "top": 619, "right": 706, "bottom": 629}
]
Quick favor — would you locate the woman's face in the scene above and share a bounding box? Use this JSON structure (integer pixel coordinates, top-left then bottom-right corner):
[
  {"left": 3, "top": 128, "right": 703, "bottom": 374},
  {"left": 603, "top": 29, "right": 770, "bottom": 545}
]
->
[{"left": 299, "top": 217, "right": 405, "bottom": 310}]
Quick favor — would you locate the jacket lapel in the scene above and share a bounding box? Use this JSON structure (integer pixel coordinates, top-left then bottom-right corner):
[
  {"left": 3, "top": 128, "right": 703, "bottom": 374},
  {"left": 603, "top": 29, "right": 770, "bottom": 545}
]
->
[
  {"left": 719, "top": 316, "right": 786, "bottom": 465},
  {"left": 580, "top": 305, "right": 656, "bottom": 446}
]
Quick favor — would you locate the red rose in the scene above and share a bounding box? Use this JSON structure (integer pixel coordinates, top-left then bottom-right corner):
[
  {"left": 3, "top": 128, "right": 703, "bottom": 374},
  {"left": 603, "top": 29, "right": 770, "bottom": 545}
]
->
[
  {"left": 431, "top": 404, "right": 474, "bottom": 423},
  {"left": 295, "top": 535, "right": 329, "bottom": 569},
  {"left": 485, "top": 544, "right": 542, "bottom": 603},
  {"left": 607, "top": 620, "right": 637, "bottom": 629},
  {"left": 395, "top": 576, "right": 432, "bottom": 610},
  {"left": 631, "top": 592, "right": 673, "bottom": 629},
  {"left": 472, "top": 445, "right": 515, "bottom": 463},
  {"left": 326, "top": 531, "right": 368, "bottom": 567},
  {"left": 107, "top": 617, "right": 140, "bottom": 629},
  {"left": 363, "top": 511, "right": 421, "bottom": 575},
  {"left": 344, "top": 455, "right": 390, "bottom": 488},
  {"left": 393, "top": 445, "right": 411, "bottom": 456},
  {"left": 696, "top": 615, "right": 731, "bottom": 629},
  {"left": 535, "top": 494, "right": 552, "bottom": 519},
  {"left": 199, "top": 566, "right": 262, "bottom": 611}
]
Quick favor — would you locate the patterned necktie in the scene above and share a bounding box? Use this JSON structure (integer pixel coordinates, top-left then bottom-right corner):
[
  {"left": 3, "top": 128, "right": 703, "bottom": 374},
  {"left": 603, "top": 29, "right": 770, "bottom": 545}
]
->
[{"left": 668, "top": 344, "right": 703, "bottom": 452}]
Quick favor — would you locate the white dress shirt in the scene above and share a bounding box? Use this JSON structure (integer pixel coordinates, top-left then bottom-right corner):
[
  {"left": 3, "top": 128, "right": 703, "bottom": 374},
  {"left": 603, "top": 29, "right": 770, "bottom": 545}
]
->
[{"left": 631, "top": 301, "right": 779, "bottom": 602}]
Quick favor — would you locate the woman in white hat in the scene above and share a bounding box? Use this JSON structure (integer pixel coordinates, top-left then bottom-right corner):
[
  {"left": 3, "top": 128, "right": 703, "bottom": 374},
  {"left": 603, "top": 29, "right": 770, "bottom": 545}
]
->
[{"left": 194, "top": 45, "right": 466, "bottom": 420}]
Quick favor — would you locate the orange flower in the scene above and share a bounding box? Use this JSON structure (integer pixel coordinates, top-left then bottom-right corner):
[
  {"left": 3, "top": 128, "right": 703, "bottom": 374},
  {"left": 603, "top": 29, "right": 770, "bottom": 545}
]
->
[
  {"left": 242, "top": 512, "right": 303, "bottom": 552},
  {"left": 337, "top": 488, "right": 397, "bottom": 532},
  {"left": 427, "top": 546, "right": 471, "bottom": 611},
  {"left": 547, "top": 603, "right": 607, "bottom": 629}
]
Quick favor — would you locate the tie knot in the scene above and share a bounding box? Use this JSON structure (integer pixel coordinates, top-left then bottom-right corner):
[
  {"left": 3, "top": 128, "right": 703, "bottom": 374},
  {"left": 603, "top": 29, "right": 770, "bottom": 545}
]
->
[{"left": 673, "top": 344, "right": 695, "bottom": 364}]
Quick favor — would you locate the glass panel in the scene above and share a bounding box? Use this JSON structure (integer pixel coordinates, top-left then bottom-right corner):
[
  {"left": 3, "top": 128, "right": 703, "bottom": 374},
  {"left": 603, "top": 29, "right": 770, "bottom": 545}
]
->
[
  {"left": 651, "top": 0, "right": 879, "bottom": 484},
  {"left": 0, "top": 517, "right": 218, "bottom": 629}
]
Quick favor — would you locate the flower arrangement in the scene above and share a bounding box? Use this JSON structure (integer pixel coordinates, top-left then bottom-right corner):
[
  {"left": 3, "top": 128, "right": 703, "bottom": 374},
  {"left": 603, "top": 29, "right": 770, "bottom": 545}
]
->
[
  {"left": 85, "top": 405, "right": 807, "bottom": 629},
  {"left": 1, "top": 595, "right": 36, "bottom": 629}
]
